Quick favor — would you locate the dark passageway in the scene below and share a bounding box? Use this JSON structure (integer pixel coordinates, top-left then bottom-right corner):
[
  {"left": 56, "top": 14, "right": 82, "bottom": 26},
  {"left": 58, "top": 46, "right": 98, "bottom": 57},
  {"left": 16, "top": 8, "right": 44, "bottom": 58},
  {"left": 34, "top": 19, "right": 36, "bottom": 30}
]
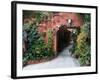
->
[{"left": 57, "top": 26, "right": 71, "bottom": 53}]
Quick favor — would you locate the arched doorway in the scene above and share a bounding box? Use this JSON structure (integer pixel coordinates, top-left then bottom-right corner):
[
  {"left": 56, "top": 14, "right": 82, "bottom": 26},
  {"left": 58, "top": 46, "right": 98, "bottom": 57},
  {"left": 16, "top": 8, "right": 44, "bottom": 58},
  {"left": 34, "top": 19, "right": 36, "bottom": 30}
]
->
[{"left": 57, "top": 25, "right": 71, "bottom": 53}]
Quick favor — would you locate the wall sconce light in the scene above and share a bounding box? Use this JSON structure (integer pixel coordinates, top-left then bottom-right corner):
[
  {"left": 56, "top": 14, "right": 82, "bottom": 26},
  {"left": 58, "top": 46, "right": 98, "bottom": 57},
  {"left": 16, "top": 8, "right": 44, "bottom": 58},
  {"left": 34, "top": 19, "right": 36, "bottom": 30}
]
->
[{"left": 67, "top": 19, "right": 72, "bottom": 27}]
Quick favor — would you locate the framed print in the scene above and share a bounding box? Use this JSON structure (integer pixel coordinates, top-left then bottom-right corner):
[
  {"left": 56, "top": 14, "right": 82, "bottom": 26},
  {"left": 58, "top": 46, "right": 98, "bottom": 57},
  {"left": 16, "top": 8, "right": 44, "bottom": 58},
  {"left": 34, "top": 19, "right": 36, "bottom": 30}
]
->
[{"left": 11, "top": 1, "right": 98, "bottom": 79}]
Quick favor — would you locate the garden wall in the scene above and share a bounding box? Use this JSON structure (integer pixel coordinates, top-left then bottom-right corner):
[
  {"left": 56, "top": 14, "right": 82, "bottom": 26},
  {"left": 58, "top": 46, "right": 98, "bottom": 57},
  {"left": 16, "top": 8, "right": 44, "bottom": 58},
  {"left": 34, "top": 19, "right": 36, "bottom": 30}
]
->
[{"left": 38, "top": 12, "right": 83, "bottom": 54}]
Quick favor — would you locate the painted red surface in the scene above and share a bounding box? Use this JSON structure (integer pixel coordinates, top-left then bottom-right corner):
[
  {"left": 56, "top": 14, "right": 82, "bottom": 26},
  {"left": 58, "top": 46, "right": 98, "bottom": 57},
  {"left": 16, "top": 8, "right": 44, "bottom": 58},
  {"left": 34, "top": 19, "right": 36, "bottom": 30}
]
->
[
  {"left": 23, "top": 12, "right": 83, "bottom": 54},
  {"left": 38, "top": 12, "right": 83, "bottom": 54},
  {"left": 38, "top": 12, "right": 83, "bottom": 32}
]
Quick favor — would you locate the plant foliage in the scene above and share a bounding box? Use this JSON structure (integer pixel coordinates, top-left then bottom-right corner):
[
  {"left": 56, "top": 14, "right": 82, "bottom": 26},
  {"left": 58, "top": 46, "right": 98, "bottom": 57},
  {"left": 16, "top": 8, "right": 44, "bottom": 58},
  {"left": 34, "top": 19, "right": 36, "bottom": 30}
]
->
[
  {"left": 23, "top": 11, "right": 56, "bottom": 66},
  {"left": 23, "top": 24, "right": 54, "bottom": 65},
  {"left": 70, "top": 14, "right": 91, "bottom": 66}
]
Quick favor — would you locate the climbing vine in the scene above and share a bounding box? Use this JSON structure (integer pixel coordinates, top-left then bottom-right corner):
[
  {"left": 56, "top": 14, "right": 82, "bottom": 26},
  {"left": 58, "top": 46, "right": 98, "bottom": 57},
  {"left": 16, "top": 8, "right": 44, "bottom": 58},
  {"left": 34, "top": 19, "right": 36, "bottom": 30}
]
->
[
  {"left": 76, "top": 23, "right": 91, "bottom": 66},
  {"left": 23, "top": 24, "right": 55, "bottom": 66},
  {"left": 70, "top": 14, "right": 91, "bottom": 66},
  {"left": 23, "top": 11, "right": 55, "bottom": 66}
]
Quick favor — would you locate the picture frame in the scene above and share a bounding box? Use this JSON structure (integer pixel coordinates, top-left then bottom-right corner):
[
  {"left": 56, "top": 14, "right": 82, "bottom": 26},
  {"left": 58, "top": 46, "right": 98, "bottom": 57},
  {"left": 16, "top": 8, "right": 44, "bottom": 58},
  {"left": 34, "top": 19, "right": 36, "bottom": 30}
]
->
[{"left": 11, "top": 1, "right": 98, "bottom": 79}]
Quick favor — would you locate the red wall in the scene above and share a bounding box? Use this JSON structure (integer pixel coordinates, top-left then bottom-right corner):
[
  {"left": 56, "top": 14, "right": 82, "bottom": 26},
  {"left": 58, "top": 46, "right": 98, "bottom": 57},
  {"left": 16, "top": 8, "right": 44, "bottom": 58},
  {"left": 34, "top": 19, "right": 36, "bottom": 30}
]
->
[
  {"left": 38, "top": 12, "right": 83, "bottom": 54},
  {"left": 38, "top": 12, "right": 83, "bottom": 32}
]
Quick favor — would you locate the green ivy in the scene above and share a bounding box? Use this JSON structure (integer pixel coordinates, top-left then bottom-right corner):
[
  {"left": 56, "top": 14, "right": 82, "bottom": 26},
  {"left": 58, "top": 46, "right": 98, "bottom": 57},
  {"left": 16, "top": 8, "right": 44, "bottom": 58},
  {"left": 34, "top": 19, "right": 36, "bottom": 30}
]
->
[
  {"left": 70, "top": 14, "right": 91, "bottom": 66},
  {"left": 23, "top": 24, "right": 55, "bottom": 65}
]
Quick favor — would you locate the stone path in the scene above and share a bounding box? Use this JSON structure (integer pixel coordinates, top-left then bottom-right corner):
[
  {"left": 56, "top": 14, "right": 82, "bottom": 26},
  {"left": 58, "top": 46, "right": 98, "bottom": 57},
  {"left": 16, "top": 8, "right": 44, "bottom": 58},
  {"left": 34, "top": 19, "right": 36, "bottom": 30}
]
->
[{"left": 23, "top": 44, "right": 80, "bottom": 70}]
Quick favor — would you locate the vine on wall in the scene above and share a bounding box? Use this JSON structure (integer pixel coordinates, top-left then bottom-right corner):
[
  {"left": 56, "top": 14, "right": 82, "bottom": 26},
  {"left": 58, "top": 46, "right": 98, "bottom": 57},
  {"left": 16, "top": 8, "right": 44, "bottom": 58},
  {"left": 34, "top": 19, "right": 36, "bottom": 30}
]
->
[{"left": 70, "top": 14, "right": 91, "bottom": 66}]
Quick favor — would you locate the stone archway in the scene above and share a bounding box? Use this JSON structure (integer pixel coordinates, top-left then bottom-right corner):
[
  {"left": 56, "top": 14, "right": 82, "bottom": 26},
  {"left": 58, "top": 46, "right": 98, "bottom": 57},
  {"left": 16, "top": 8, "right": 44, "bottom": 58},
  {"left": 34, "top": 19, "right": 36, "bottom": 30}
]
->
[{"left": 56, "top": 25, "right": 71, "bottom": 53}]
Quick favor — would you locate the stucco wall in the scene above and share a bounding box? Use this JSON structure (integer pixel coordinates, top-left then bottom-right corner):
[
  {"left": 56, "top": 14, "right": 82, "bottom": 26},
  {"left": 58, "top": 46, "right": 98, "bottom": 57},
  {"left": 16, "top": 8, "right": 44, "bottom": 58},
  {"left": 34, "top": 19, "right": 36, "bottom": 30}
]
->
[{"left": 38, "top": 12, "right": 83, "bottom": 54}]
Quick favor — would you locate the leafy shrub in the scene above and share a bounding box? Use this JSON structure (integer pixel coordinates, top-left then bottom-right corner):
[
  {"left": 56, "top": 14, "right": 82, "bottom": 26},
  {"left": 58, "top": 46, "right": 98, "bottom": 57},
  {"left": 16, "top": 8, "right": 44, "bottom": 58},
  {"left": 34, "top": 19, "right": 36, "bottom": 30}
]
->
[
  {"left": 70, "top": 14, "right": 91, "bottom": 66},
  {"left": 71, "top": 22, "right": 91, "bottom": 66},
  {"left": 76, "top": 22, "right": 91, "bottom": 66},
  {"left": 70, "top": 29, "right": 80, "bottom": 55},
  {"left": 23, "top": 24, "right": 55, "bottom": 65},
  {"left": 23, "top": 11, "right": 55, "bottom": 66}
]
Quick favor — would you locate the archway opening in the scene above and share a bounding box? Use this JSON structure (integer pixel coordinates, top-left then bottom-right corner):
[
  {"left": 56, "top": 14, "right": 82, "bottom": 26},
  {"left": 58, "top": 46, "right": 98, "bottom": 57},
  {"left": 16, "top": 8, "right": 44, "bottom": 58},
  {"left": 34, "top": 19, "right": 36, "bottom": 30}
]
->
[{"left": 56, "top": 25, "right": 71, "bottom": 53}]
